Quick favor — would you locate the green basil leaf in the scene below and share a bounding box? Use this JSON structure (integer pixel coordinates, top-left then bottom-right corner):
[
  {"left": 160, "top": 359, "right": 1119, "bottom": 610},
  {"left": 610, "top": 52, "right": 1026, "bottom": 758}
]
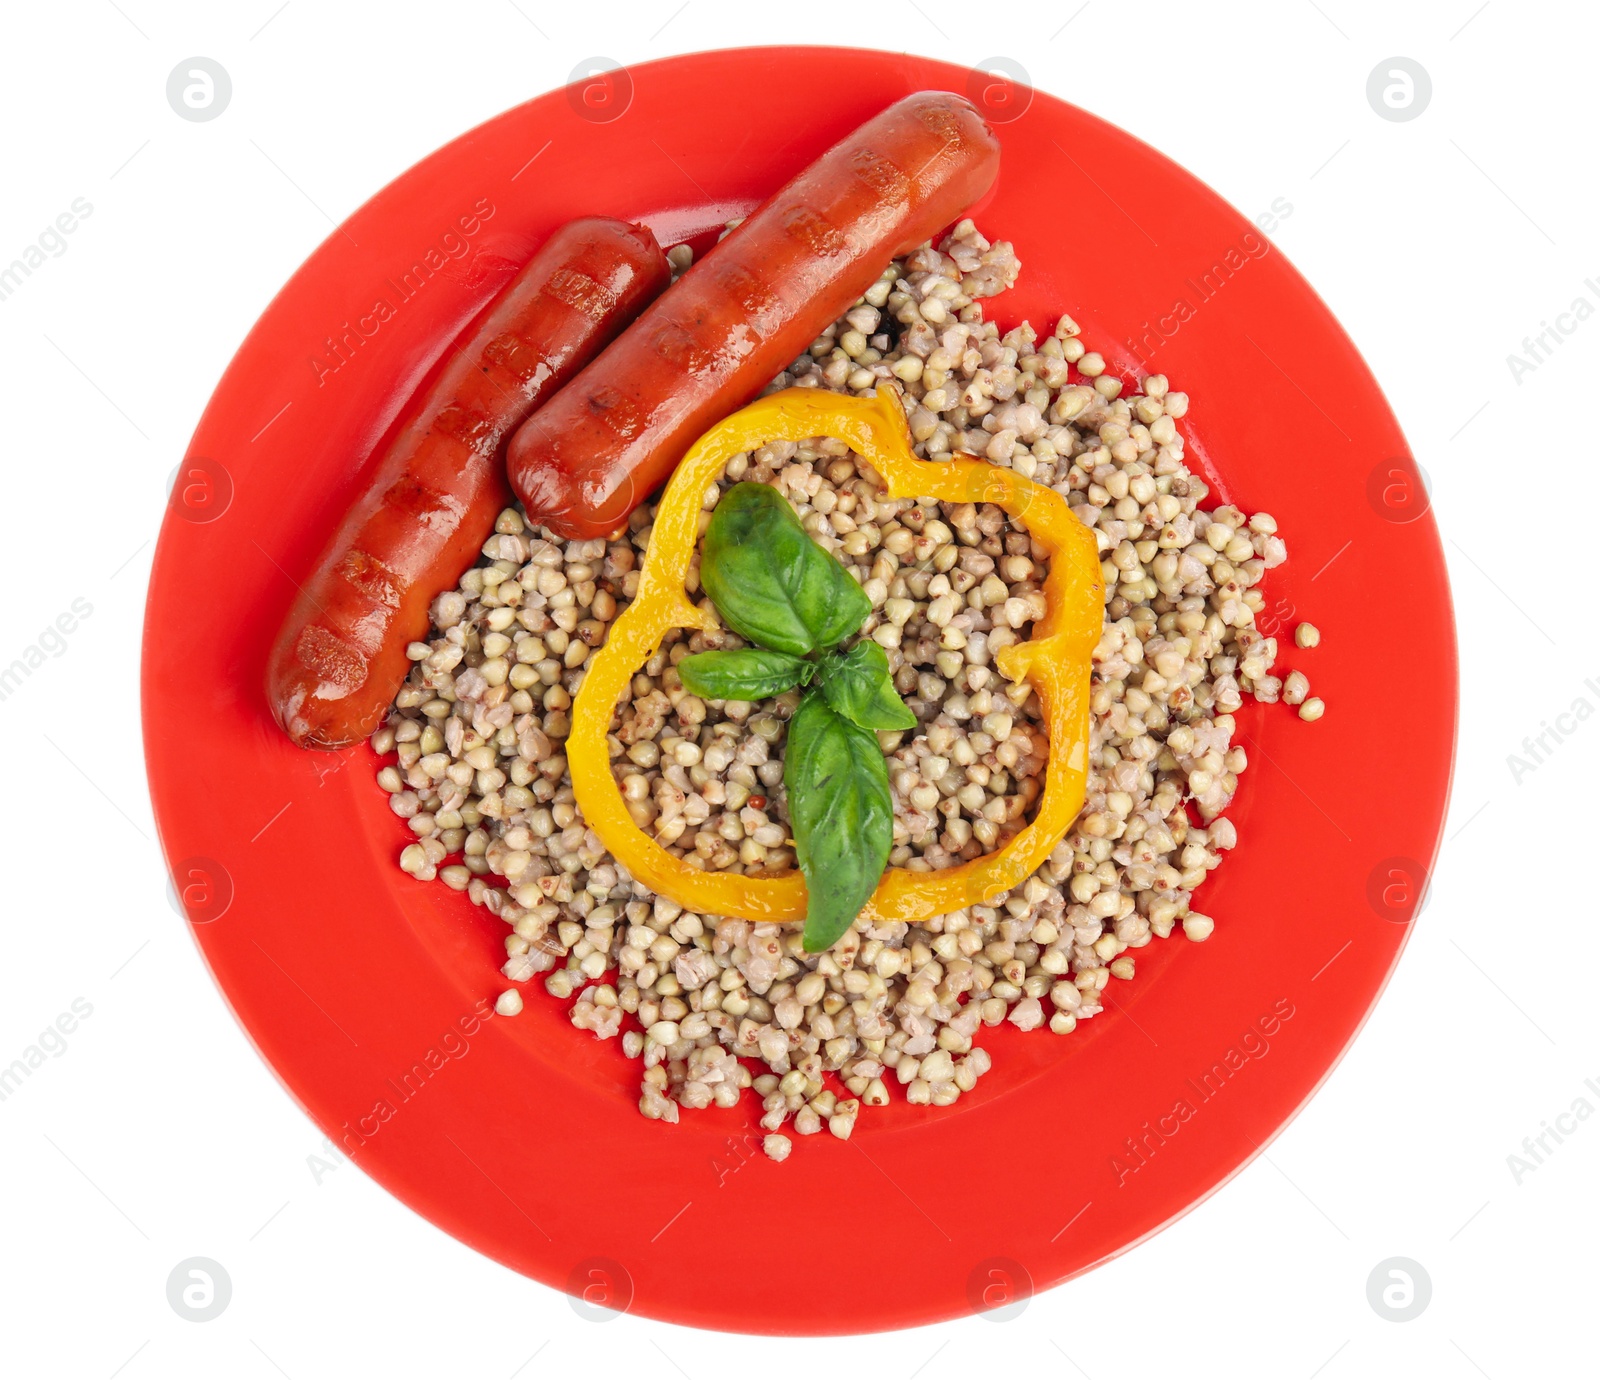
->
[
  {"left": 700, "top": 483, "right": 872, "bottom": 656},
  {"left": 677, "top": 648, "right": 811, "bottom": 702},
  {"left": 817, "top": 641, "right": 918, "bottom": 732},
  {"left": 783, "top": 693, "right": 893, "bottom": 953}
]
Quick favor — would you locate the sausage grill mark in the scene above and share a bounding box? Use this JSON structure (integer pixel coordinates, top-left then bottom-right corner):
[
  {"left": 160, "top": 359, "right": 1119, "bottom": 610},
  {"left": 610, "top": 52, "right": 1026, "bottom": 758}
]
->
[
  {"left": 431, "top": 403, "right": 496, "bottom": 448},
  {"left": 916, "top": 103, "right": 963, "bottom": 142},
  {"left": 779, "top": 204, "right": 849, "bottom": 257},
  {"left": 848, "top": 148, "right": 911, "bottom": 200},
  {"left": 586, "top": 384, "right": 644, "bottom": 439},
  {"left": 711, "top": 262, "right": 783, "bottom": 340},
  {"left": 336, "top": 548, "right": 404, "bottom": 609},
  {"left": 544, "top": 267, "right": 618, "bottom": 321},
  {"left": 482, "top": 332, "right": 549, "bottom": 385},
  {"left": 650, "top": 319, "right": 712, "bottom": 372},
  {"left": 294, "top": 624, "right": 367, "bottom": 694}
]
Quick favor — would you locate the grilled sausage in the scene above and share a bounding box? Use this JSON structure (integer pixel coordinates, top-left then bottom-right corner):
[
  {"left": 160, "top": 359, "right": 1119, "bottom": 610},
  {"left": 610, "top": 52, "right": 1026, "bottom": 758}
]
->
[
  {"left": 267, "top": 217, "right": 670, "bottom": 748},
  {"left": 506, "top": 91, "right": 1001, "bottom": 540}
]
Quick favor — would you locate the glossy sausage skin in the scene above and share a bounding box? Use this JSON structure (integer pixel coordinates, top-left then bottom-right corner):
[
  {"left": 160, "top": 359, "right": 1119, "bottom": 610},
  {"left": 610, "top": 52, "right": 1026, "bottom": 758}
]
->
[
  {"left": 506, "top": 91, "right": 1001, "bottom": 540},
  {"left": 268, "top": 217, "right": 670, "bottom": 749}
]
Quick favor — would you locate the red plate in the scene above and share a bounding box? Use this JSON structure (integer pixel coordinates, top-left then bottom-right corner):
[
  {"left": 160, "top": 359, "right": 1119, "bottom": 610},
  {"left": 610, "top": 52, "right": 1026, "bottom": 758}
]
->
[{"left": 142, "top": 47, "right": 1456, "bottom": 1334}]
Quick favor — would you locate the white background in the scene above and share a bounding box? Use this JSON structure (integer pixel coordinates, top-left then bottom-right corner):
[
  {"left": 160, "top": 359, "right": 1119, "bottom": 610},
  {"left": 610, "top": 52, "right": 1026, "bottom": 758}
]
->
[{"left": 1, "top": 1, "right": 1594, "bottom": 1376}]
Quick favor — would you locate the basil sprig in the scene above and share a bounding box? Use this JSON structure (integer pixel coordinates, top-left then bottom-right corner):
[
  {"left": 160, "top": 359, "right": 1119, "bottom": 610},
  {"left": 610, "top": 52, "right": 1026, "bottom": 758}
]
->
[
  {"left": 816, "top": 641, "right": 918, "bottom": 732},
  {"left": 699, "top": 483, "right": 871, "bottom": 656},
  {"left": 683, "top": 482, "right": 916, "bottom": 951},
  {"left": 678, "top": 648, "right": 813, "bottom": 701},
  {"left": 783, "top": 696, "right": 894, "bottom": 951}
]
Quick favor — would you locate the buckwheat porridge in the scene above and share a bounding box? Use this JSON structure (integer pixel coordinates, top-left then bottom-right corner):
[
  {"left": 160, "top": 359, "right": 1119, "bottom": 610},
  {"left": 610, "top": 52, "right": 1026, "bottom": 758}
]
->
[{"left": 369, "top": 220, "right": 1300, "bottom": 1161}]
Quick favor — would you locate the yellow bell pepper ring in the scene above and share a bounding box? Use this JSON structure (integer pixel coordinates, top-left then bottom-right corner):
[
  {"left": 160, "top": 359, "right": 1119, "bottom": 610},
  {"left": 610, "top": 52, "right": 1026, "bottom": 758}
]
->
[{"left": 568, "top": 384, "right": 1103, "bottom": 930}]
